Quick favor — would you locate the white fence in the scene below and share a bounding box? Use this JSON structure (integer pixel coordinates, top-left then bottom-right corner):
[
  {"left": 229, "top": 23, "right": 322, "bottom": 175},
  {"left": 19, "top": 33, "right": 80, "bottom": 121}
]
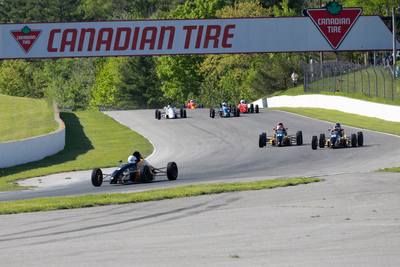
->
[
  {"left": 0, "top": 101, "right": 65, "bottom": 168},
  {"left": 252, "top": 95, "right": 400, "bottom": 123}
]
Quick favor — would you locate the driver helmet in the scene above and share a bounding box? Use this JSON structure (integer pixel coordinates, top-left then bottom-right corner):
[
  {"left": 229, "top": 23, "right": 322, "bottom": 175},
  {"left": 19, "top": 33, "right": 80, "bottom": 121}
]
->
[
  {"left": 277, "top": 122, "right": 283, "bottom": 128},
  {"left": 128, "top": 155, "right": 136, "bottom": 163},
  {"left": 190, "top": 100, "right": 194, "bottom": 103},
  {"left": 168, "top": 102, "right": 172, "bottom": 108},
  {"left": 222, "top": 102, "right": 227, "bottom": 106},
  {"left": 240, "top": 99, "right": 245, "bottom": 104},
  {"left": 277, "top": 125, "right": 283, "bottom": 131},
  {"left": 334, "top": 123, "right": 341, "bottom": 131}
]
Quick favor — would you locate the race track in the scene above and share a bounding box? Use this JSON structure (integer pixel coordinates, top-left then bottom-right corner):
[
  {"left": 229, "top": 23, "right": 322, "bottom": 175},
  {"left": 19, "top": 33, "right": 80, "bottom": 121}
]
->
[
  {"left": 1, "top": 108, "right": 400, "bottom": 266},
  {"left": 2, "top": 108, "right": 400, "bottom": 200}
]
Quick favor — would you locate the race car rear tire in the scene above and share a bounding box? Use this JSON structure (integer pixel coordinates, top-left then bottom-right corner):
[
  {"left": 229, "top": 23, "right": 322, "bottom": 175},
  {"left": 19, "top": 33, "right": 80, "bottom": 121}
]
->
[
  {"left": 255, "top": 105, "right": 259, "bottom": 113},
  {"left": 250, "top": 104, "right": 254, "bottom": 113},
  {"left": 183, "top": 109, "right": 187, "bottom": 118},
  {"left": 357, "top": 132, "right": 363, "bottom": 146},
  {"left": 351, "top": 134, "right": 357, "bottom": 147},
  {"left": 157, "top": 110, "right": 161, "bottom": 120},
  {"left": 211, "top": 109, "right": 215, "bottom": 118},
  {"left": 91, "top": 168, "right": 103, "bottom": 187},
  {"left": 155, "top": 110, "right": 158, "bottom": 119},
  {"left": 311, "top": 136, "right": 318, "bottom": 150},
  {"left": 236, "top": 108, "right": 240, "bottom": 117},
  {"left": 180, "top": 108, "right": 183, "bottom": 118},
  {"left": 139, "top": 165, "right": 152, "bottom": 183},
  {"left": 319, "top": 134, "right": 325, "bottom": 148},
  {"left": 259, "top": 134, "right": 264, "bottom": 148},
  {"left": 296, "top": 131, "right": 303, "bottom": 145},
  {"left": 167, "top": 162, "right": 178, "bottom": 180}
]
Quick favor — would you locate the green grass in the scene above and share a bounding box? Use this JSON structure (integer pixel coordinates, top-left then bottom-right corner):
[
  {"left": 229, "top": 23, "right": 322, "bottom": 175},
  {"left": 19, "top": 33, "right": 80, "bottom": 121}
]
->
[
  {"left": 0, "top": 95, "right": 59, "bottom": 142},
  {"left": 0, "top": 110, "right": 152, "bottom": 191},
  {"left": 0, "top": 178, "right": 322, "bottom": 214}
]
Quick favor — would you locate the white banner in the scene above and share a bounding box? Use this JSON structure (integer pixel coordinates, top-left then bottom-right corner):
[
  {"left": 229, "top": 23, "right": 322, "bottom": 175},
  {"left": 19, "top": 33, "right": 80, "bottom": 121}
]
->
[{"left": 0, "top": 16, "right": 398, "bottom": 59}]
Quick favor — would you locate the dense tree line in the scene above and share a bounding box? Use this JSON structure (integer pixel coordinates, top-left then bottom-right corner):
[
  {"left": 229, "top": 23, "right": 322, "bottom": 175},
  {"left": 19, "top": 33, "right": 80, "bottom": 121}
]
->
[{"left": 0, "top": 0, "right": 397, "bottom": 110}]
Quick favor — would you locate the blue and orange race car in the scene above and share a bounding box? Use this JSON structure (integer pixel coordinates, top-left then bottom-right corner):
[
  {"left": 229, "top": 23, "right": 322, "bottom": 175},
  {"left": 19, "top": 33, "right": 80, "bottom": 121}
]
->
[{"left": 210, "top": 102, "right": 240, "bottom": 118}]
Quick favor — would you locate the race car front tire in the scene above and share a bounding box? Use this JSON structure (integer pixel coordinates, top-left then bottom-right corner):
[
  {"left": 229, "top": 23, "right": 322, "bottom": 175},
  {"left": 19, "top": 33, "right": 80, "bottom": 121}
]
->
[
  {"left": 183, "top": 109, "right": 187, "bottom": 118},
  {"left": 139, "top": 165, "right": 152, "bottom": 183},
  {"left": 157, "top": 110, "right": 161, "bottom": 120},
  {"left": 319, "top": 134, "right": 325, "bottom": 148},
  {"left": 311, "top": 136, "right": 318, "bottom": 150},
  {"left": 255, "top": 105, "right": 259, "bottom": 113},
  {"left": 296, "top": 131, "right": 303, "bottom": 145},
  {"left": 167, "top": 162, "right": 178, "bottom": 180},
  {"left": 91, "top": 168, "right": 103, "bottom": 187},
  {"left": 357, "top": 132, "right": 363, "bottom": 146}
]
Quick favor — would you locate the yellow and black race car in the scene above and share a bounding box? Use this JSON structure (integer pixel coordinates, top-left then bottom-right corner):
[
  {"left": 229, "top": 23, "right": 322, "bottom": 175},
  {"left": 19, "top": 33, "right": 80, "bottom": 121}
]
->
[
  {"left": 259, "top": 126, "right": 303, "bottom": 147},
  {"left": 311, "top": 128, "right": 363, "bottom": 150},
  {"left": 91, "top": 151, "right": 178, "bottom": 187}
]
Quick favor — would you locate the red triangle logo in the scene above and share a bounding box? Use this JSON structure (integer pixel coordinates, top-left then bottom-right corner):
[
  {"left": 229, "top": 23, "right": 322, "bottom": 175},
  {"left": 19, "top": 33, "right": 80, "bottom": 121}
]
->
[
  {"left": 10, "top": 26, "right": 42, "bottom": 54},
  {"left": 307, "top": 5, "right": 362, "bottom": 50}
]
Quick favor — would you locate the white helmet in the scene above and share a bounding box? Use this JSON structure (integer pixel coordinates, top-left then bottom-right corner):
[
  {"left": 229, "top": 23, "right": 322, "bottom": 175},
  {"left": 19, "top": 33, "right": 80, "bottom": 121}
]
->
[
  {"left": 128, "top": 155, "right": 137, "bottom": 163},
  {"left": 240, "top": 99, "right": 245, "bottom": 104},
  {"left": 222, "top": 102, "right": 227, "bottom": 106}
]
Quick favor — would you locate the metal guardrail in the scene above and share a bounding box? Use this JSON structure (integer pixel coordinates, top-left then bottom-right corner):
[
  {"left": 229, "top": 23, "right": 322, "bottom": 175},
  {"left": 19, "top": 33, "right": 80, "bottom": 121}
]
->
[{"left": 300, "top": 61, "right": 400, "bottom": 101}]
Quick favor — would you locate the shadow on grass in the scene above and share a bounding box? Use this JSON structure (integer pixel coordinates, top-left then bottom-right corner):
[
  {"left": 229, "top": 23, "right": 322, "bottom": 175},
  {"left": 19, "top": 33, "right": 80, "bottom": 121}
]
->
[{"left": 0, "top": 112, "right": 93, "bottom": 178}]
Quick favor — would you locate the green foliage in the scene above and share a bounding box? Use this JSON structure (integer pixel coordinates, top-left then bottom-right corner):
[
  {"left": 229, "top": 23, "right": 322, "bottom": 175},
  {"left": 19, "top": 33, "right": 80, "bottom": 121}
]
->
[
  {"left": 117, "top": 56, "right": 163, "bottom": 109},
  {"left": 0, "top": 0, "right": 83, "bottom": 23},
  {"left": 273, "top": 0, "right": 297, "bottom": 17},
  {"left": 90, "top": 58, "right": 124, "bottom": 109},
  {"left": 343, "top": 0, "right": 400, "bottom": 17},
  {"left": 44, "top": 58, "right": 96, "bottom": 110},
  {"left": 0, "top": 60, "right": 44, "bottom": 98},
  {"left": 252, "top": 53, "right": 308, "bottom": 94},
  {"left": 198, "top": 54, "right": 260, "bottom": 106}
]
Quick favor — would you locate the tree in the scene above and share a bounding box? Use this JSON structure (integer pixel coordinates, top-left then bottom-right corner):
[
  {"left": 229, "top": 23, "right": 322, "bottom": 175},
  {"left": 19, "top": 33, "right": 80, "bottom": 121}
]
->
[
  {"left": 116, "top": 56, "right": 163, "bottom": 109},
  {"left": 0, "top": 0, "right": 83, "bottom": 23},
  {"left": 44, "top": 58, "right": 96, "bottom": 110},
  {"left": 90, "top": 57, "right": 123, "bottom": 109}
]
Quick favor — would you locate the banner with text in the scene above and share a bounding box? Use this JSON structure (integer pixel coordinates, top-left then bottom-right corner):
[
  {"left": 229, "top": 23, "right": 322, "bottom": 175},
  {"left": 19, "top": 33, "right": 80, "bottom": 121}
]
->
[{"left": 0, "top": 16, "right": 398, "bottom": 59}]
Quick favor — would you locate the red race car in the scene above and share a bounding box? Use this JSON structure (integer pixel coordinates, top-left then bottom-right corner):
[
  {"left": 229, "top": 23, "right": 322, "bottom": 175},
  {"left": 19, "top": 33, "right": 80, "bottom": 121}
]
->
[{"left": 238, "top": 100, "right": 259, "bottom": 113}]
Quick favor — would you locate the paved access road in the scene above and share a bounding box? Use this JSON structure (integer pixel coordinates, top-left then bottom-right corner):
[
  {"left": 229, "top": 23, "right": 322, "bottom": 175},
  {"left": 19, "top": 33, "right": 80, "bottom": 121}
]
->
[{"left": 0, "top": 108, "right": 399, "bottom": 266}]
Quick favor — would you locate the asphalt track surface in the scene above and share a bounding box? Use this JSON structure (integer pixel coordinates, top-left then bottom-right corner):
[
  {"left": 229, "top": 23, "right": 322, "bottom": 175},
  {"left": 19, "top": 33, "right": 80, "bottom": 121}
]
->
[{"left": 1, "top": 108, "right": 399, "bottom": 266}]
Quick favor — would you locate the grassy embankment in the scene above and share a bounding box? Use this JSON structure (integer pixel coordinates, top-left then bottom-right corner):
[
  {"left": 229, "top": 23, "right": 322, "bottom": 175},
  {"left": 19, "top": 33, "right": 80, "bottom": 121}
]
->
[{"left": 0, "top": 95, "right": 58, "bottom": 142}]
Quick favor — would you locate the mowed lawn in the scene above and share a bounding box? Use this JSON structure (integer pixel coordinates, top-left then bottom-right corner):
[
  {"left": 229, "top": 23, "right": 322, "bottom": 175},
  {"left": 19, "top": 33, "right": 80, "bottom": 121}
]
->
[{"left": 0, "top": 94, "right": 59, "bottom": 142}]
